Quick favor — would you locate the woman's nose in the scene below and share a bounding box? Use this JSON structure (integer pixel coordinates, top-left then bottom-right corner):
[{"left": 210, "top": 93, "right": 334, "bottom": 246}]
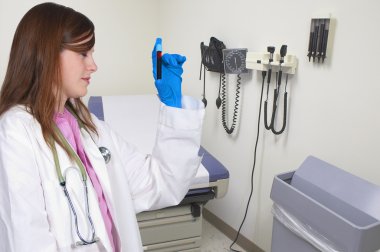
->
[{"left": 88, "top": 57, "right": 98, "bottom": 72}]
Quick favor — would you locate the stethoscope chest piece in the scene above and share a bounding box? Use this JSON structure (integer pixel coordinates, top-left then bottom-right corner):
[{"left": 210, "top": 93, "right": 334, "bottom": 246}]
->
[{"left": 99, "top": 146, "right": 111, "bottom": 164}]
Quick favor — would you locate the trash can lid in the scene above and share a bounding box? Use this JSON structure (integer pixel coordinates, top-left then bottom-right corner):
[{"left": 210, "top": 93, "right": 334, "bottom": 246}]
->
[{"left": 291, "top": 155, "right": 380, "bottom": 221}]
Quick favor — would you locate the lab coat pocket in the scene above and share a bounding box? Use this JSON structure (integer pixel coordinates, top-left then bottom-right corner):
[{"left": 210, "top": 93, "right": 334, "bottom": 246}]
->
[{"left": 57, "top": 241, "right": 107, "bottom": 252}]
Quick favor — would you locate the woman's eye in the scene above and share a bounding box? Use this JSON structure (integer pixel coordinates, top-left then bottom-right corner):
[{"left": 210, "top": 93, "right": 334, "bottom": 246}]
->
[{"left": 80, "top": 52, "right": 88, "bottom": 57}]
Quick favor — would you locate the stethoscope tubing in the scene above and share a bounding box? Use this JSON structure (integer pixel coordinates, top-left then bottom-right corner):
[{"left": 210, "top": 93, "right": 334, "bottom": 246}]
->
[
  {"left": 63, "top": 180, "right": 97, "bottom": 245},
  {"left": 50, "top": 107, "right": 110, "bottom": 246}
]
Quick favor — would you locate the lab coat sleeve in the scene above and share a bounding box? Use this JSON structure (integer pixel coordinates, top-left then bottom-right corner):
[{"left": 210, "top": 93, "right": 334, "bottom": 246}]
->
[
  {"left": 0, "top": 111, "right": 58, "bottom": 252},
  {"left": 94, "top": 96, "right": 205, "bottom": 213}
]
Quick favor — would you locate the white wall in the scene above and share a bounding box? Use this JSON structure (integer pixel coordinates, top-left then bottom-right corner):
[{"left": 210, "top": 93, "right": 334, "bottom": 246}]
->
[
  {"left": 2, "top": 1, "right": 380, "bottom": 251},
  {"left": 158, "top": 0, "right": 380, "bottom": 251},
  {"left": 0, "top": 0, "right": 159, "bottom": 96}
]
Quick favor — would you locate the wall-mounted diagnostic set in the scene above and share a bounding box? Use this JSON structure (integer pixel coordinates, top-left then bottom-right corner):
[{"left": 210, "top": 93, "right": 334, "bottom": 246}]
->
[{"left": 246, "top": 46, "right": 298, "bottom": 135}]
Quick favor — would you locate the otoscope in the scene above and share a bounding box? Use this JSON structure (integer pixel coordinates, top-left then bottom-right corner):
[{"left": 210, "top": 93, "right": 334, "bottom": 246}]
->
[
  {"left": 267, "top": 46, "right": 275, "bottom": 84},
  {"left": 157, "top": 44, "right": 162, "bottom": 80},
  {"left": 274, "top": 44, "right": 287, "bottom": 107},
  {"left": 277, "top": 45, "right": 287, "bottom": 90}
]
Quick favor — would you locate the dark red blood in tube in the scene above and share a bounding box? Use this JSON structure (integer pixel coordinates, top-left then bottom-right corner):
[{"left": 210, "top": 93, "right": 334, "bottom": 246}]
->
[{"left": 157, "top": 51, "right": 162, "bottom": 79}]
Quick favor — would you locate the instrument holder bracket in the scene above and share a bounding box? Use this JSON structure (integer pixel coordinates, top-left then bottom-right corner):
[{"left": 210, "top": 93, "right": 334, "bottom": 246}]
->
[{"left": 245, "top": 52, "right": 298, "bottom": 74}]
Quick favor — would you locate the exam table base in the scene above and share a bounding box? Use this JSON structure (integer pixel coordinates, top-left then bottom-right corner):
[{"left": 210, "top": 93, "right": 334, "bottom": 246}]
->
[{"left": 137, "top": 203, "right": 203, "bottom": 252}]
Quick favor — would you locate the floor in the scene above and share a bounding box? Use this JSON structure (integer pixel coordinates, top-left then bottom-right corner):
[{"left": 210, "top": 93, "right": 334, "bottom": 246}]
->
[{"left": 201, "top": 219, "right": 246, "bottom": 252}]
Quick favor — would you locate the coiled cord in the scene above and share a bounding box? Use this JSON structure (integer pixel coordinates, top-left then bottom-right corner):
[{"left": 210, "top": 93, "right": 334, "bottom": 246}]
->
[
  {"left": 264, "top": 71, "right": 273, "bottom": 130},
  {"left": 264, "top": 71, "right": 289, "bottom": 135},
  {"left": 221, "top": 74, "right": 241, "bottom": 134},
  {"left": 271, "top": 74, "right": 288, "bottom": 135}
]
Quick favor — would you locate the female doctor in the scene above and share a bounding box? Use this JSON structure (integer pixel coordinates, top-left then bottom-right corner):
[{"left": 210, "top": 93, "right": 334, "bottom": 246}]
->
[{"left": 0, "top": 2, "right": 204, "bottom": 252}]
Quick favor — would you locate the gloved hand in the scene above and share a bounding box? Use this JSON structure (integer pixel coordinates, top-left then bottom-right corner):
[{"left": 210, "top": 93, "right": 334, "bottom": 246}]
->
[{"left": 152, "top": 38, "right": 186, "bottom": 108}]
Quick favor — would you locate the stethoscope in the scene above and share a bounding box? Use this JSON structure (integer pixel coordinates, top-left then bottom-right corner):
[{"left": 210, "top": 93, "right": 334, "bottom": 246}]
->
[{"left": 50, "top": 108, "right": 111, "bottom": 247}]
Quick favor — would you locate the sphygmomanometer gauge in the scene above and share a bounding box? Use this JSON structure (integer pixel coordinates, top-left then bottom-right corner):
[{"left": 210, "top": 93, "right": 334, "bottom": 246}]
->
[{"left": 223, "top": 48, "right": 248, "bottom": 75}]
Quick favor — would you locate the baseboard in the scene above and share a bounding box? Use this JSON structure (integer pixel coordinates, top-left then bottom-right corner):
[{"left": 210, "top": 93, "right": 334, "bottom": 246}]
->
[{"left": 203, "top": 208, "right": 265, "bottom": 252}]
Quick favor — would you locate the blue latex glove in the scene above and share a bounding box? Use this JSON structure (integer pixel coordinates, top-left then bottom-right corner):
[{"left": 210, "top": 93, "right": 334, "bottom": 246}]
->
[{"left": 152, "top": 38, "right": 186, "bottom": 108}]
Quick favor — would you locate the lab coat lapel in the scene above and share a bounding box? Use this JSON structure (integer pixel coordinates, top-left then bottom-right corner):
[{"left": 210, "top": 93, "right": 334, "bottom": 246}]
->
[{"left": 79, "top": 129, "right": 115, "bottom": 213}]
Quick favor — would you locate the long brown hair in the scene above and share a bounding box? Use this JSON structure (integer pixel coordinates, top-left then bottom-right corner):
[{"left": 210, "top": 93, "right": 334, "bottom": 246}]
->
[{"left": 0, "top": 2, "right": 97, "bottom": 156}]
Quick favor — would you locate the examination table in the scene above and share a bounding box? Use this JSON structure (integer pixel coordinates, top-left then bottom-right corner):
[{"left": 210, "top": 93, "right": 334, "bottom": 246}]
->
[{"left": 88, "top": 95, "right": 229, "bottom": 252}]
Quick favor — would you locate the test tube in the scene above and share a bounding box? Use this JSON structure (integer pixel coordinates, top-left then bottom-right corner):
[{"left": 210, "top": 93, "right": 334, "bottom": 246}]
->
[{"left": 157, "top": 44, "right": 162, "bottom": 79}]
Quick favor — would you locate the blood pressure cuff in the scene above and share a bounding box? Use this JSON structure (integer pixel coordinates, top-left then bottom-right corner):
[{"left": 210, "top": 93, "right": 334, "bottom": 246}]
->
[{"left": 200, "top": 37, "right": 226, "bottom": 74}]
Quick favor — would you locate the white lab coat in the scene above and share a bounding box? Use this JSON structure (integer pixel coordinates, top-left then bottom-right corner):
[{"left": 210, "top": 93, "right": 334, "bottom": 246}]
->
[{"left": 0, "top": 96, "right": 205, "bottom": 252}]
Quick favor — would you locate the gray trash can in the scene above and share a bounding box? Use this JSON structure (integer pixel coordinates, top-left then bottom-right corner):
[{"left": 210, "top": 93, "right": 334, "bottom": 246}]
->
[{"left": 270, "top": 156, "right": 380, "bottom": 252}]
